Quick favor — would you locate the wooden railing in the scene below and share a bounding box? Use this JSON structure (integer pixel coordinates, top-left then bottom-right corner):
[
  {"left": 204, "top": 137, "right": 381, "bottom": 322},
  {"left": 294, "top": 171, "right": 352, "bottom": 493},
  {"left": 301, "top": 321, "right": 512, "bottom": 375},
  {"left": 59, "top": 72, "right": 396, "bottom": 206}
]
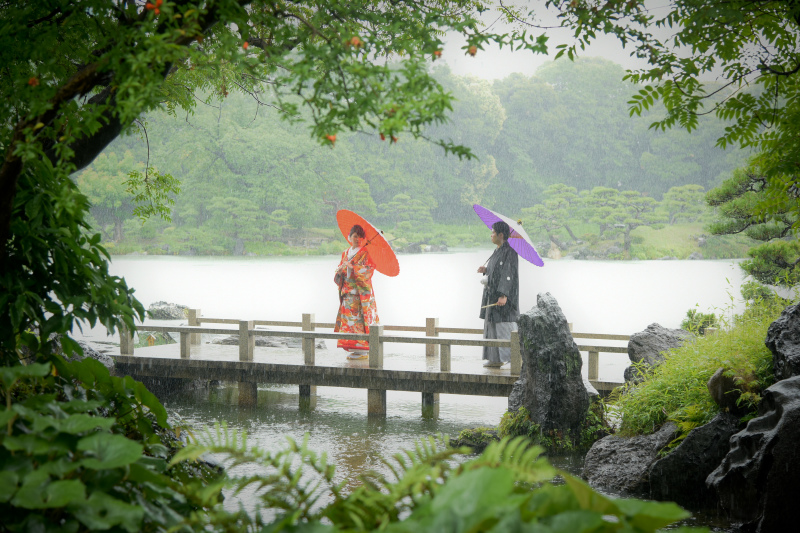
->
[{"left": 121, "top": 310, "right": 631, "bottom": 388}]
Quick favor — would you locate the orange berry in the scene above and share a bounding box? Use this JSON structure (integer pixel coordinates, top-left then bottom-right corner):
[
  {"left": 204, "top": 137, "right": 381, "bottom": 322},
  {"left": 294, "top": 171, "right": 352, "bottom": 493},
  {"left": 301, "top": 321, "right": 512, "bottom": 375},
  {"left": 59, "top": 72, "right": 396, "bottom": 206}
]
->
[
  {"left": 391, "top": 136, "right": 398, "bottom": 143},
  {"left": 243, "top": 42, "right": 249, "bottom": 50},
  {"left": 468, "top": 45, "right": 477, "bottom": 56},
  {"left": 349, "top": 36, "right": 363, "bottom": 48},
  {"left": 28, "top": 77, "right": 39, "bottom": 87},
  {"left": 145, "top": 2, "right": 154, "bottom": 9},
  {"left": 326, "top": 134, "right": 337, "bottom": 145},
  {"left": 154, "top": 7, "right": 160, "bottom": 14},
  {"left": 433, "top": 50, "right": 442, "bottom": 59},
  {"left": 380, "top": 133, "right": 386, "bottom": 141}
]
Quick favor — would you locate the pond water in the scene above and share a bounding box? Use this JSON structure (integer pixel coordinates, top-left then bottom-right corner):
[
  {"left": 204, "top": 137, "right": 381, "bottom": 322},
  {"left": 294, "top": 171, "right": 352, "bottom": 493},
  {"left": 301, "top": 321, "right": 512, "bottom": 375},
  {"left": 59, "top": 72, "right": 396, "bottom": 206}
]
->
[{"left": 81, "top": 251, "right": 745, "bottom": 530}]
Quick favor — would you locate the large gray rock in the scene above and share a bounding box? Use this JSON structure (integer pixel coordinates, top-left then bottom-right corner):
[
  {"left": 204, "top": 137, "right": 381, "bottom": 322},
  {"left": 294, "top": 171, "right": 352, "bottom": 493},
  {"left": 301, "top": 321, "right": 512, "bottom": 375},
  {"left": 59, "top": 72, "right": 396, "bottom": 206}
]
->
[
  {"left": 514, "top": 293, "right": 590, "bottom": 438},
  {"left": 624, "top": 323, "right": 692, "bottom": 382},
  {"left": 22, "top": 333, "right": 115, "bottom": 371},
  {"left": 648, "top": 412, "right": 740, "bottom": 508},
  {"left": 764, "top": 302, "right": 800, "bottom": 380},
  {"left": 508, "top": 378, "right": 525, "bottom": 413},
  {"left": 707, "top": 367, "right": 746, "bottom": 415},
  {"left": 147, "top": 301, "right": 188, "bottom": 320},
  {"left": 74, "top": 340, "right": 116, "bottom": 371},
  {"left": 582, "top": 422, "right": 677, "bottom": 496},
  {"left": 707, "top": 376, "right": 800, "bottom": 532}
]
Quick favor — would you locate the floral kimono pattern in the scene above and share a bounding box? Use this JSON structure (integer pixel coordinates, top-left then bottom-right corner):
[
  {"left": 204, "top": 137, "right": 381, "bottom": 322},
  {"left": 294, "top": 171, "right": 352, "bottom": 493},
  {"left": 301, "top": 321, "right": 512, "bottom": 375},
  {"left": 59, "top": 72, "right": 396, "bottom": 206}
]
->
[{"left": 334, "top": 247, "right": 380, "bottom": 352}]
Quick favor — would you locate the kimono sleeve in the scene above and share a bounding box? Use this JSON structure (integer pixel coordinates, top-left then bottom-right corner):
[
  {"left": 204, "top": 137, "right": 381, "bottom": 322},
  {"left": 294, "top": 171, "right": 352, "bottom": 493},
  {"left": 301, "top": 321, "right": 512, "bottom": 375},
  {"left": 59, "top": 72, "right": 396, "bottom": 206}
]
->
[{"left": 352, "top": 250, "right": 376, "bottom": 293}]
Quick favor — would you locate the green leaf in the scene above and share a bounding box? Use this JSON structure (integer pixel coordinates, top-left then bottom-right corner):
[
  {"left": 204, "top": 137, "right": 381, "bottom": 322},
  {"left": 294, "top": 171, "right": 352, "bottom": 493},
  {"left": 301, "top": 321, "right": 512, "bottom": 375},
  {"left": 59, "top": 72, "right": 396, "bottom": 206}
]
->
[
  {"left": 544, "top": 509, "right": 607, "bottom": 532},
  {"left": 77, "top": 432, "right": 143, "bottom": 470},
  {"left": 70, "top": 491, "right": 144, "bottom": 533},
  {"left": 3, "top": 433, "right": 59, "bottom": 455},
  {"left": 32, "top": 413, "right": 115, "bottom": 434},
  {"left": 0, "top": 470, "right": 19, "bottom": 502},
  {"left": 0, "top": 363, "right": 51, "bottom": 389},
  {"left": 614, "top": 498, "right": 691, "bottom": 530},
  {"left": 561, "top": 472, "right": 619, "bottom": 515},
  {"left": 0, "top": 408, "right": 15, "bottom": 428},
  {"left": 12, "top": 470, "right": 86, "bottom": 509}
]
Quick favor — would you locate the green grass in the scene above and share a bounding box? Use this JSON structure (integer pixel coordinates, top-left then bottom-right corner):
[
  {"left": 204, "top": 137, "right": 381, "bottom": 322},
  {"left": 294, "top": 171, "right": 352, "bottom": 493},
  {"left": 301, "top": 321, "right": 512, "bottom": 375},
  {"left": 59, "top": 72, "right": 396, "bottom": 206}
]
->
[
  {"left": 630, "top": 223, "right": 705, "bottom": 259},
  {"left": 610, "top": 296, "right": 787, "bottom": 446},
  {"left": 629, "top": 223, "right": 754, "bottom": 259}
]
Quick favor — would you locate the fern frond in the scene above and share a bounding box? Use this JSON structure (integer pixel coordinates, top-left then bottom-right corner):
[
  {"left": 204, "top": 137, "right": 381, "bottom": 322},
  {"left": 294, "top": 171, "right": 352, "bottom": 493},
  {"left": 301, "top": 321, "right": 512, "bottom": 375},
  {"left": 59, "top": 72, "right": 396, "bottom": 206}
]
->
[{"left": 464, "top": 436, "right": 557, "bottom": 485}]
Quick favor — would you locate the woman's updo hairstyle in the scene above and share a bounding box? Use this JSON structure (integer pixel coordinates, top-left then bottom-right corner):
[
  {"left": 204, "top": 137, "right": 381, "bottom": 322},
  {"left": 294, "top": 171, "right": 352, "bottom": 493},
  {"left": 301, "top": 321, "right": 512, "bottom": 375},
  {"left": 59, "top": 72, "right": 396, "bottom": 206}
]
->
[{"left": 350, "top": 225, "right": 366, "bottom": 239}]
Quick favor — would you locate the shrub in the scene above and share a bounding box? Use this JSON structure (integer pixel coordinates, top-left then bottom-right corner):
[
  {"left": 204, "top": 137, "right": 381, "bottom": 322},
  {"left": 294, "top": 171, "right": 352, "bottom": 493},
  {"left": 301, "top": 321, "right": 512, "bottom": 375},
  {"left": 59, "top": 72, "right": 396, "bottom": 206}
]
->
[
  {"left": 610, "top": 296, "right": 785, "bottom": 445},
  {"left": 498, "top": 405, "right": 611, "bottom": 452},
  {"left": 680, "top": 308, "right": 719, "bottom": 335}
]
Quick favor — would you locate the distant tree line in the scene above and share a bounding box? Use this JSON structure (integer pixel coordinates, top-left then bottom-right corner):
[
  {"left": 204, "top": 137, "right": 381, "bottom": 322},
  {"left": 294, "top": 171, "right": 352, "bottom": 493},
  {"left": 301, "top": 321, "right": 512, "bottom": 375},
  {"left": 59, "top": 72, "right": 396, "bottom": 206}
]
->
[{"left": 75, "top": 58, "right": 748, "bottom": 255}]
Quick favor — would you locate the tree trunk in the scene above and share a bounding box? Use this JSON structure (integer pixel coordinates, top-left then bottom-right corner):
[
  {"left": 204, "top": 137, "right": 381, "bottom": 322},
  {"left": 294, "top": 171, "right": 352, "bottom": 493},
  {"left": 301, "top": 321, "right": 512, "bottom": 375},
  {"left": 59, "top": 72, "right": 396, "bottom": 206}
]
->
[
  {"left": 564, "top": 225, "right": 578, "bottom": 242},
  {"left": 623, "top": 228, "right": 633, "bottom": 253},
  {"left": 114, "top": 218, "right": 124, "bottom": 242}
]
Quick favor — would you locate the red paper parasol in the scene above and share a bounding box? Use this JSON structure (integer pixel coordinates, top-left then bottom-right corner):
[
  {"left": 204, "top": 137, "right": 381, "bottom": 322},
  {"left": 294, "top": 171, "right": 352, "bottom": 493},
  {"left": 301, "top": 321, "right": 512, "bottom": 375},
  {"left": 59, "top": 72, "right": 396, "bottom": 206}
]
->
[
  {"left": 473, "top": 204, "right": 544, "bottom": 267},
  {"left": 336, "top": 210, "right": 400, "bottom": 277}
]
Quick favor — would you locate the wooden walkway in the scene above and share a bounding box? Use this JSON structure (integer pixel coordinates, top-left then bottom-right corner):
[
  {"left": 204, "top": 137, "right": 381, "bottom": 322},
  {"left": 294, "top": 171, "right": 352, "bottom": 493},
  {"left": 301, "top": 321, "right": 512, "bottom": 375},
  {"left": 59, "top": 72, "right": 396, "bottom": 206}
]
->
[{"left": 115, "top": 311, "right": 629, "bottom": 417}]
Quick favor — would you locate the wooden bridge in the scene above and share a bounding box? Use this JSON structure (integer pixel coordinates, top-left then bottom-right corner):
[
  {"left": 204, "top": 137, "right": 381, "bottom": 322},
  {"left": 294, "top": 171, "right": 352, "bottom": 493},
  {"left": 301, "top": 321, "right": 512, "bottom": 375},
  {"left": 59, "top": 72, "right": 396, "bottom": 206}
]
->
[{"left": 113, "top": 310, "right": 629, "bottom": 417}]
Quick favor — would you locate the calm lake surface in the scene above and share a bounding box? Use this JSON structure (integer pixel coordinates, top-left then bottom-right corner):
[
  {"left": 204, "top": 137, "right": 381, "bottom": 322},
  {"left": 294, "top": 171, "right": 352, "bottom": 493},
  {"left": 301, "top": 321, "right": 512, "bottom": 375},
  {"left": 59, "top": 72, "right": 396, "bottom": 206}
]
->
[{"left": 85, "top": 250, "right": 744, "bottom": 529}]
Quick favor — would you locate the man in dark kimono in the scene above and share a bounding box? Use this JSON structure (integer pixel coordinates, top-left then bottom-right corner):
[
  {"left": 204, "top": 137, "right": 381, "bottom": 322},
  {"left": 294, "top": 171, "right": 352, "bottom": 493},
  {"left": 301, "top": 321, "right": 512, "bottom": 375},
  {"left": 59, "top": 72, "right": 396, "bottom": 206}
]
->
[{"left": 477, "top": 221, "right": 519, "bottom": 367}]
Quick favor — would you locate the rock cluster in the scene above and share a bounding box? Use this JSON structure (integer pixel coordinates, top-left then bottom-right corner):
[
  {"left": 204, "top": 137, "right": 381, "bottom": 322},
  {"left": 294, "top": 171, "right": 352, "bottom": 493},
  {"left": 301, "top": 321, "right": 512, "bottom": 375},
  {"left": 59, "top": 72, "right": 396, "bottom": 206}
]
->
[
  {"left": 582, "top": 302, "right": 800, "bottom": 532},
  {"left": 623, "top": 323, "right": 692, "bottom": 383},
  {"left": 147, "top": 301, "right": 189, "bottom": 320},
  {"left": 212, "top": 332, "right": 326, "bottom": 349},
  {"left": 707, "top": 376, "right": 800, "bottom": 532},
  {"left": 583, "top": 422, "right": 677, "bottom": 496},
  {"left": 765, "top": 301, "right": 800, "bottom": 380}
]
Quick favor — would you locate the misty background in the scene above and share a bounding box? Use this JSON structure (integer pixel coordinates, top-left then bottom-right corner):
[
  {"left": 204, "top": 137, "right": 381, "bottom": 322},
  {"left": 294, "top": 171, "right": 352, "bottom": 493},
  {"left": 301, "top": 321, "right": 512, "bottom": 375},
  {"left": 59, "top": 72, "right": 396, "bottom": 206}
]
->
[{"left": 75, "top": 1, "right": 751, "bottom": 257}]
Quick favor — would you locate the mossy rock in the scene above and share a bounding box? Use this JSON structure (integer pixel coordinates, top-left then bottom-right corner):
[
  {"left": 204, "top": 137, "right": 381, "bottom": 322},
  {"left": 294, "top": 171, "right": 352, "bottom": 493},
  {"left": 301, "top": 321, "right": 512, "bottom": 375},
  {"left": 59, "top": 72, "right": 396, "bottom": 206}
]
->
[{"left": 450, "top": 427, "right": 500, "bottom": 453}]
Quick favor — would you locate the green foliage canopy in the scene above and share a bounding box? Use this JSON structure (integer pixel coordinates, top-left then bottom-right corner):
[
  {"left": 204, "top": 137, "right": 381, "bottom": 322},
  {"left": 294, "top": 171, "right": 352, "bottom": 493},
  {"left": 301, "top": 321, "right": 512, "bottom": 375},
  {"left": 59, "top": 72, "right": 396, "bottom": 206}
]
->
[
  {"left": 0, "top": 0, "right": 551, "bottom": 362},
  {"left": 708, "top": 163, "right": 800, "bottom": 286},
  {"left": 527, "top": 0, "right": 800, "bottom": 232}
]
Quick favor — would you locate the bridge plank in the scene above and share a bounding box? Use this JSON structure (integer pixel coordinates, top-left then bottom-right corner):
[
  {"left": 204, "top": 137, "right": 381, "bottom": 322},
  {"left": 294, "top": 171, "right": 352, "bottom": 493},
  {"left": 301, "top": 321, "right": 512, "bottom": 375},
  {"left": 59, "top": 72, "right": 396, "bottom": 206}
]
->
[{"left": 113, "top": 356, "right": 516, "bottom": 397}]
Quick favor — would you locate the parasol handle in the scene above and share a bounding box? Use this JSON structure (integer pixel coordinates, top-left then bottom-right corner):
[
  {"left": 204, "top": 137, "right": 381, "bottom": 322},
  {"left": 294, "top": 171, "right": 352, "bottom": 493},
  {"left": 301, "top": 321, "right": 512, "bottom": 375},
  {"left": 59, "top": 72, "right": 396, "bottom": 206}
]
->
[{"left": 364, "top": 229, "right": 393, "bottom": 247}]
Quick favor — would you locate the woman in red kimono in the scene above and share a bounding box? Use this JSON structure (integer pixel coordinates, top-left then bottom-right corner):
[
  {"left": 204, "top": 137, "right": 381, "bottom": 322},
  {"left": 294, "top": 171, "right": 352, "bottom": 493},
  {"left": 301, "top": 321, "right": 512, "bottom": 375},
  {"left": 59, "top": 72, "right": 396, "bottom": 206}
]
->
[{"left": 334, "top": 225, "right": 380, "bottom": 359}]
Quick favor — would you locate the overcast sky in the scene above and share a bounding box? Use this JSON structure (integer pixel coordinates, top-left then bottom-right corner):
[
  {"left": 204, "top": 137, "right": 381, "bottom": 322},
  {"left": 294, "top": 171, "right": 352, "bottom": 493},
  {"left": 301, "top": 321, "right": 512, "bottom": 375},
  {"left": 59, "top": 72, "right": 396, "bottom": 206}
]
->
[{"left": 441, "top": 1, "right": 673, "bottom": 80}]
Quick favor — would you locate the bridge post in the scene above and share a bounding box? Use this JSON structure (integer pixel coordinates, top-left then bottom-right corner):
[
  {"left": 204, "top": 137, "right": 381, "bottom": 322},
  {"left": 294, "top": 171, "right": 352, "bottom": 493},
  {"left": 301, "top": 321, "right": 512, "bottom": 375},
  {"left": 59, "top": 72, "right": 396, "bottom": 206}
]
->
[
  {"left": 588, "top": 351, "right": 599, "bottom": 381},
  {"left": 425, "top": 317, "right": 439, "bottom": 357},
  {"left": 368, "top": 325, "right": 383, "bottom": 369},
  {"left": 187, "top": 308, "right": 201, "bottom": 345},
  {"left": 300, "top": 313, "right": 317, "bottom": 406},
  {"left": 368, "top": 325, "right": 386, "bottom": 417},
  {"left": 180, "top": 332, "right": 191, "bottom": 359},
  {"left": 510, "top": 331, "right": 521, "bottom": 376},
  {"left": 302, "top": 313, "right": 316, "bottom": 365},
  {"left": 440, "top": 343, "right": 451, "bottom": 372},
  {"left": 421, "top": 391, "right": 439, "bottom": 418},
  {"left": 239, "top": 320, "right": 254, "bottom": 362},
  {"left": 238, "top": 382, "right": 258, "bottom": 407},
  {"left": 238, "top": 319, "right": 256, "bottom": 407},
  {"left": 368, "top": 389, "right": 386, "bottom": 417},
  {"left": 119, "top": 324, "right": 134, "bottom": 355}
]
